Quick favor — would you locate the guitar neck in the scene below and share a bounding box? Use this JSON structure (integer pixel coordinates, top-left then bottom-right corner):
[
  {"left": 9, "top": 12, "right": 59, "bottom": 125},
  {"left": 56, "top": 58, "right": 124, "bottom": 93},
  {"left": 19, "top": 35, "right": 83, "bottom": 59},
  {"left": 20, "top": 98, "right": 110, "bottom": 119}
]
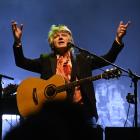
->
[{"left": 56, "top": 74, "right": 103, "bottom": 93}]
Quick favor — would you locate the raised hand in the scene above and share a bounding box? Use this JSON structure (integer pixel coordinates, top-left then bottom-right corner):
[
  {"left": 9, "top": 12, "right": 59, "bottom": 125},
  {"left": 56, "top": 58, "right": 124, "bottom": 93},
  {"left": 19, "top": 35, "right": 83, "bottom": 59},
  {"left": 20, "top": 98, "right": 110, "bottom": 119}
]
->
[
  {"left": 11, "top": 20, "right": 23, "bottom": 43},
  {"left": 116, "top": 21, "right": 131, "bottom": 44}
]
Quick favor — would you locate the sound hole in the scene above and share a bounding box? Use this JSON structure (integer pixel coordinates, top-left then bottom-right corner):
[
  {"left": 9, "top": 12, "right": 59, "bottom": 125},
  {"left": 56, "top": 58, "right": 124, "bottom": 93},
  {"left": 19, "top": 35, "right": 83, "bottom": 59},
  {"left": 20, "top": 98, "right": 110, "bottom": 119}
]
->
[{"left": 44, "top": 84, "right": 56, "bottom": 100}]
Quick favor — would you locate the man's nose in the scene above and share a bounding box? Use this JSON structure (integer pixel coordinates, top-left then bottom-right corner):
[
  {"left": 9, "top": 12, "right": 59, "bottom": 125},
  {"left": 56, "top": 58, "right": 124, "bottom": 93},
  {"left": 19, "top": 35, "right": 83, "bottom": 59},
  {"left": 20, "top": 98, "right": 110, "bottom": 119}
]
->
[{"left": 59, "top": 36, "right": 63, "bottom": 40}]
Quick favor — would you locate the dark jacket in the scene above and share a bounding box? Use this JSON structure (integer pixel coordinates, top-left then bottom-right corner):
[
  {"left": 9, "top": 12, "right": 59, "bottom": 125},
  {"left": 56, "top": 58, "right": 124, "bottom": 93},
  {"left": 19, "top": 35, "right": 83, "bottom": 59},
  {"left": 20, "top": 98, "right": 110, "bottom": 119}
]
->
[{"left": 13, "top": 40, "right": 124, "bottom": 120}]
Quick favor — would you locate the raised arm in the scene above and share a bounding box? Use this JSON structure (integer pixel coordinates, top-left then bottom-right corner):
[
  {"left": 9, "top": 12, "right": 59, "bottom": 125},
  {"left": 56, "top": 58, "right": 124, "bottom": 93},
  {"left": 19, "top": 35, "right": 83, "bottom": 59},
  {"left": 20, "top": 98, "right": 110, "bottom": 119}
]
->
[
  {"left": 90, "top": 21, "right": 131, "bottom": 69},
  {"left": 11, "top": 21, "right": 41, "bottom": 73}
]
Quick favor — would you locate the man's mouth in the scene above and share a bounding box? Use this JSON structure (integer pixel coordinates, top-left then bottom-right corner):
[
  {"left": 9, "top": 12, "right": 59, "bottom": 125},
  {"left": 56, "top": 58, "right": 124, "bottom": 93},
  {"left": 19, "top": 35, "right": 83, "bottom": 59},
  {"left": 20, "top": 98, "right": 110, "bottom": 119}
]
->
[{"left": 58, "top": 41, "right": 65, "bottom": 45}]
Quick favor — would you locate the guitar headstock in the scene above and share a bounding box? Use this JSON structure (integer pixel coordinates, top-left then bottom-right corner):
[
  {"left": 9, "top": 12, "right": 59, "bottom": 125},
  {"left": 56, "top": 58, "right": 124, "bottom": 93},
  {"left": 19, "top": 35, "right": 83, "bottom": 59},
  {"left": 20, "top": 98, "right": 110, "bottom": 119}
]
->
[{"left": 103, "top": 67, "right": 122, "bottom": 80}]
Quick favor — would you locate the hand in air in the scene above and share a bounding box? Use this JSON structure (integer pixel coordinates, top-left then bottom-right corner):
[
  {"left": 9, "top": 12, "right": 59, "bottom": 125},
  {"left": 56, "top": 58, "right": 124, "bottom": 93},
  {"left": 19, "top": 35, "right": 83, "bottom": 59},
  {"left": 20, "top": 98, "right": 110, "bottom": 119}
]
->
[
  {"left": 11, "top": 20, "right": 23, "bottom": 43},
  {"left": 116, "top": 21, "right": 131, "bottom": 43}
]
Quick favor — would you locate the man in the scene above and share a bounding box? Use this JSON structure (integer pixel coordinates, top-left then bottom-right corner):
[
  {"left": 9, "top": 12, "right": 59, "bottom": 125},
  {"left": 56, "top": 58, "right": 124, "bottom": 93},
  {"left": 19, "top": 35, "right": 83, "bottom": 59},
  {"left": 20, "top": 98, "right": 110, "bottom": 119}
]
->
[{"left": 11, "top": 21, "right": 130, "bottom": 127}]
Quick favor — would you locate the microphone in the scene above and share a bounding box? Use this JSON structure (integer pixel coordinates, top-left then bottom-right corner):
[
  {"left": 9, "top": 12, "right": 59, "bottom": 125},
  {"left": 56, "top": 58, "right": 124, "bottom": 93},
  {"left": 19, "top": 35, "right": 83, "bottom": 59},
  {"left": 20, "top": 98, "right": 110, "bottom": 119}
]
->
[
  {"left": 67, "top": 42, "right": 95, "bottom": 59},
  {"left": 67, "top": 42, "right": 86, "bottom": 52},
  {"left": 67, "top": 42, "right": 75, "bottom": 49}
]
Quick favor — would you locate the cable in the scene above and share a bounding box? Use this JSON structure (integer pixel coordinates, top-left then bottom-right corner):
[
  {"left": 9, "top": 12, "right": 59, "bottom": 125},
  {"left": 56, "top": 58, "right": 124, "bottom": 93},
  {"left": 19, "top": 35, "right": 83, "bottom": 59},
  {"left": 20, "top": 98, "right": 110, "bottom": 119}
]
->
[{"left": 124, "top": 103, "right": 131, "bottom": 127}]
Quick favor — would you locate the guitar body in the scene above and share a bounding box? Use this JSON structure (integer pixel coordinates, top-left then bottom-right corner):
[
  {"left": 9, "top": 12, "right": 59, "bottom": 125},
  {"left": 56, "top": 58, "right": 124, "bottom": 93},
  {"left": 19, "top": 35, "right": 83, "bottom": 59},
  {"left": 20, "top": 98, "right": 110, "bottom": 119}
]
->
[{"left": 16, "top": 74, "right": 67, "bottom": 118}]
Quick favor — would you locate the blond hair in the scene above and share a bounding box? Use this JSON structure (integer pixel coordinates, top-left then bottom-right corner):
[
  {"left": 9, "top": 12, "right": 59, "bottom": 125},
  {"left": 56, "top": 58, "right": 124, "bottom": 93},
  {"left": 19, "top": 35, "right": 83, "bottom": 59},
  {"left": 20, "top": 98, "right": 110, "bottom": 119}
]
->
[{"left": 48, "top": 25, "right": 73, "bottom": 47}]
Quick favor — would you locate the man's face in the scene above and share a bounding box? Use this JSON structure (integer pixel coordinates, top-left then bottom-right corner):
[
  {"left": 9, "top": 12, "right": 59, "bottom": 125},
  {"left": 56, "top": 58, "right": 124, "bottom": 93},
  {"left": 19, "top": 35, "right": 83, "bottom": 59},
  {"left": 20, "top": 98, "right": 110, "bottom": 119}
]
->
[{"left": 53, "top": 31, "right": 71, "bottom": 49}]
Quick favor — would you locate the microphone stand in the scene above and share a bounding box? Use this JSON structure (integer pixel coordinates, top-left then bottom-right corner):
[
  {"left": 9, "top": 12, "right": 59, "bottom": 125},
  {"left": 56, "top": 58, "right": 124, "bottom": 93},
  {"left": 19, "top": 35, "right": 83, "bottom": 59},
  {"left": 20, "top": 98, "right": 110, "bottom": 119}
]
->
[
  {"left": 0, "top": 74, "right": 14, "bottom": 139},
  {"left": 69, "top": 42, "right": 140, "bottom": 128}
]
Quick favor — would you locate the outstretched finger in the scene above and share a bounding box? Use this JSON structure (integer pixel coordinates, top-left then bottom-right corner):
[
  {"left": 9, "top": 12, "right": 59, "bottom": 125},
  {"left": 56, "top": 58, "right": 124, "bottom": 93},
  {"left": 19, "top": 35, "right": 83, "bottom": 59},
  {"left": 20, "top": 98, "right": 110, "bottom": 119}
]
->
[
  {"left": 20, "top": 24, "right": 23, "bottom": 31},
  {"left": 125, "top": 21, "right": 131, "bottom": 28},
  {"left": 11, "top": 20, "right": 17, "bottom": 31},
  {"left": 119, "top": 21, "right": 124, "bottom": 26}
]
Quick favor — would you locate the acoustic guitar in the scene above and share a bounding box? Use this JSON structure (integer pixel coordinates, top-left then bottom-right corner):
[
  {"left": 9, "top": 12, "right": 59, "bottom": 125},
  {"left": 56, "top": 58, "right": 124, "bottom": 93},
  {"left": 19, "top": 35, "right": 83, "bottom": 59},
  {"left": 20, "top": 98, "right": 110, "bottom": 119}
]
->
[{"left": 16, "top": 68, "right": 122, "bottom": 118}]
